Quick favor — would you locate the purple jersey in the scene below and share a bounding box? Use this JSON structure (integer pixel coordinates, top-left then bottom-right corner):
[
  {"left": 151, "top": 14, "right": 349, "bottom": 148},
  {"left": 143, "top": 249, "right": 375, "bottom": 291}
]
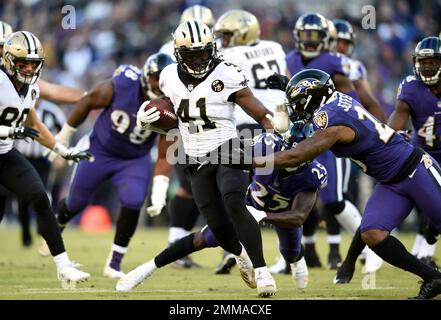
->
[
  {"left": 246, "top": 161, "right": 327, "bottom": 213},
  {"left": 91, "top": 64, "right": 157, "bottom": 158},
  {"left": 397, "top": 75, "right": 441, "bottom": 162},
  {"left": 312, "top": 92, "right": 415, "bottom": 183}
]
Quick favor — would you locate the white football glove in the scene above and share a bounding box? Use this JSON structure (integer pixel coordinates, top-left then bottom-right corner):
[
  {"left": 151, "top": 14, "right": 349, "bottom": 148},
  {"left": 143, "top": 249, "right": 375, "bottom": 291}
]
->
[
  {"left": 246, "top": 205, "right": 267, "bottom": 223},
  {"left": 45, "top": 123, "right": 77, "bottom": 161},
  {"left": 52, "top": 142, "right": 92, "bottom": 163},
  {"left": 146, "top": 175, "right": 170, "bottom": 217},
  {"left": 136, "top": 101, "right": 160, "bottom": 129},
  {"left": 273, "top": 103, "right": 290, "bottom": 134}
]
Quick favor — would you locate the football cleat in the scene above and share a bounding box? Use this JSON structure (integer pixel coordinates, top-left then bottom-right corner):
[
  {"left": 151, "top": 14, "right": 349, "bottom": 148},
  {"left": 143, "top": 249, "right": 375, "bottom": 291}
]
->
[
  {"left": 235, "top": 252, "right": 256, "bottom": 289},
  {"left": 268, "top": 255, "right": 291, "bottom": 275},
  {"left": 410, "top": 278, "right": 441, "bottom": 300},
  {"left": 291, "top": 257, "right": 308, "bottom": 289},
  {"left": 116, "top": 262, "right": 154, "bottom": 292},
  {"left": 57, "top": 262, "right": 90, "bottom": 289},
  {"left": 37, "top": 237, "right": 51, "bottom": 257},
  {"left": 103, "top": 265, "right": 125, "bottom": 279},
  {"left": 333, "top": 264, "right": 355, "bottom": 284},
  {"left": 215, "top": 253, "right": 236, "bottom": 274},
  {"left": 255, "top": 268, "right": 277, "bottom": 297},
  {"left": 173, "top": 256, "right": 201, "bottom": 269}
]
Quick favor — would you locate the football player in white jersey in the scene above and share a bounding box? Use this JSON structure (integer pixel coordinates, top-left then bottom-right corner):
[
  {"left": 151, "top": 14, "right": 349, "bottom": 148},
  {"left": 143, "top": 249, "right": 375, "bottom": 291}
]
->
[
  {"left": 121, "top": 21, "right": 277, "bottom": 297},
  {"left": 213, "top": 9, "right": 288, "bottom": 274},
  {"left": 0, "top": 31, "right": 91, "bottom": 287},
  {"left": 156, "top": 5, "right": 215, "bottom": 269},
  {"left": 0, "top": 20, "right": 84, "bottom": 104}
]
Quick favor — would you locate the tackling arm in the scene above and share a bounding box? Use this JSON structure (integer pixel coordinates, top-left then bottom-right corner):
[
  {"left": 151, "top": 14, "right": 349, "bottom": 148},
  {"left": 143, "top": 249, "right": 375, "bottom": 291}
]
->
[
  {"left": 387, "top": 100, "right": 411, "bottom": 131},
  {"left": 253, "top": 125, "right": 354, "bottom": 169},
  {"left": 263, "top": 190, "right": 317, "bottom": 228},
  {"left": 354, "top": 79, "right": 386, "bottom": 122}
]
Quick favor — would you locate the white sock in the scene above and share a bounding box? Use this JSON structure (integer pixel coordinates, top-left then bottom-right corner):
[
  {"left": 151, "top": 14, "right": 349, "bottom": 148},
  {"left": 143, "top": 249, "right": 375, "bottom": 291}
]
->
[
  {"left": 327, "top": 235, "right": 341, "bottom": 244},
  {"left": 303, "top": 235, "right": 316, "bottom": 244},
  {"left": 255, "top": 266, "right": 269, "bottom": 275},
  {"left": 53, "top": 252, "right": 70, "bottom": 269},
  {"left": 168, "top": 227, "right": 190, "bottom": 243},
  {"left": 334, "top": 200, "right": 361, "bottom": 234},
  {"left": 112, "top": 244, "right": 128, "bottom": 254},
  {"left": 418, "top": 239, "right": 436, "bottom": 258},
  {"left": 411, "top": 234, "right": 424, "bottom": 256}
]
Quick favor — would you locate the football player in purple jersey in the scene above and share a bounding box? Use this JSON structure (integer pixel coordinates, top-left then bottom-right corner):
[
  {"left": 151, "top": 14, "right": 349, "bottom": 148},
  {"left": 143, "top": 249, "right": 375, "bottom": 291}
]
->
[
  {"left": 51, "top": 53, "right": 175, "bottom": 279},
  {"left": 253, "top": 68, "right": 441, "bottom": 299},
  {"left": 116, "top": 124, "right": 327, "bottom": 292}
]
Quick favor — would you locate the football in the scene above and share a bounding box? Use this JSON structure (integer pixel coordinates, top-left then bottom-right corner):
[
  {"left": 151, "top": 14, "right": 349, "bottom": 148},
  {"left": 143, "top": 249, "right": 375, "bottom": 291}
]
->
[{"left": 144, "top": 98, "right": 178, "bottom": 130}]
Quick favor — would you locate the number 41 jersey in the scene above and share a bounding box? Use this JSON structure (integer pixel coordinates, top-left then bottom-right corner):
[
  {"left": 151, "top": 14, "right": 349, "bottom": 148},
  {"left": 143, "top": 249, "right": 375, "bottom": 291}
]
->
[
  {"left": 160, "top": 61, "right": 249, "bottom": 158},
  {"left": 0, "top": 68, "right": 39, "bottom": 154}
]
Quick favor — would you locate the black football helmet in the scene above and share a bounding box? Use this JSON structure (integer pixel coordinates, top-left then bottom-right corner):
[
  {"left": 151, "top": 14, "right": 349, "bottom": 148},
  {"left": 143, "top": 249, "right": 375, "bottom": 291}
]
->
[
  {"left": 141, "top": 52, "right": 173, "bottom": 98},
  {"left": 413, "top": 36, "right": 441, "bottom": 86},
  {"left": 285, "top": 69, "right": 335, "bottom": 122}
]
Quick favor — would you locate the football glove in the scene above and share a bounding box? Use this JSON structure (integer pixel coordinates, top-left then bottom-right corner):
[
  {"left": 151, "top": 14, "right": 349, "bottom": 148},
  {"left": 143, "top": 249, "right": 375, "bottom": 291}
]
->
[
  {"left": 146, "top": 175, "right": 169, "bottom": 217},
  {"left": 52, "top": 142, "right": 92, "bottom": 163},
  {"left": 273, "top": 103, "right": 290, "bottom": 134},
  {"left": 9, "top": 127, "right": 40, "bottom": 140},
  {"left": 46, "top": 123, "right": 77, "bottom": 161},
  {"left": 136, "top": 101, "right": 160, "bottom": 129},
  {"left": 265, "top": 73, "right": 289, "bottom": 91},
  {"left": 246, "top": 205, "right": 267, "bottom": 223}
]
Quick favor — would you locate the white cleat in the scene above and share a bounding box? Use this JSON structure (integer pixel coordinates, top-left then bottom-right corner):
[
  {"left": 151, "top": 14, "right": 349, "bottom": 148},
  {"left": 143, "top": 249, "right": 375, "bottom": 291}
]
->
[
  {"left": 103, "top": 265, "right": 125, "bottom": 279},
  {"left": 235, "top": 253, "right": 256, "bottom": 289},
  {"left": 268, "top": 255, "right": 288, "bottom": 274},
  {"left": 116, "top": 262, "right": 153, "bottom": 292},
  {"left": 362, "top": 248, "right": 383, "bottom": 274},
  {"left": 38, "top": 238, "right": 51, "bottom": 257},
  {"left": 57, "top": 262, "right": 90, "bottom": 289},
  {"left": 290, "top": 257, "right": 308, "bottom": 289},
  {"left": 255, "top": 268, "right": 277, "bottom": 297}
]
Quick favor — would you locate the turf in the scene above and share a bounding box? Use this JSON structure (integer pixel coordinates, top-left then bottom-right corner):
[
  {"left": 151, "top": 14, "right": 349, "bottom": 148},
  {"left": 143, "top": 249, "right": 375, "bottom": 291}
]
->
[{"left": 0, "top": 226, "right": 439, "bottom": 300}]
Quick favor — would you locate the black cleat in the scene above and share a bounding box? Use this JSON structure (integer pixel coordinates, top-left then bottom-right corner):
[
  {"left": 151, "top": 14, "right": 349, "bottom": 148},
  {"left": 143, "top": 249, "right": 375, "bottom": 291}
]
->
[
  {"left": 304, "top": 247, "right": 322, "bottom": 268},
  {"left": 215, "top": 253, "right": 236, "bottom": 274},
  {"left": 328, "top": 251, "right": 342, "bottom": 270},
  {"left": 410, "top": 278, "right": 441, "bottom": 299},
  {"left": 419, "top": 256, "right": 439, "bottom": 270},
  {"left": 22, "top": 232, "right": 32, "bottom": 247},
  {"left": 173, "top": 256, "right": 201, "bottom": 269},
  {"left": 333, "top": 265, "right": 355, "bottom": 284}
]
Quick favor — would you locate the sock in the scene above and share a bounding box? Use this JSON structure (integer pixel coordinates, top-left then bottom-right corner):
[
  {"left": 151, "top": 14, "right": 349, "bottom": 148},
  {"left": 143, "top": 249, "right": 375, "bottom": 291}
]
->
[
  {"left": 334, "top": 200, "right": 361, "bottom": 234},
  {"left": 114, "top": 207, "right": 140, "bottom": 247},
  {"left": 155, "top": 233, "right": 197, "bottom": 268},
  {"left": 108, "top": 244, "right": 127, "bottom": 271},
  {"left": 168, "top": 227, "right": 191, "bottom": 244},
  {"left": 53, "top": 252, "right": 70, "bottom": 269},
  {"left": 327, "top": 235, "right": 341, "bottom": 245},
  {"left": 418, "top": 239, "right": 436, "bottom": 258},
  {"left": 57, "top": 199, "right": 77, "bottom": 232},
  {"left": 371, "top": 235, "right": 441, "bottom": 281},
  {"left": 341, "top": 227, "right": 365, "bottom": 270},
  {"left": 411, "top": 234, "right": 424, "bottom": 256},
  {"left": 303, "top": 235, "right": 316, "bottom": 245},
  {"left": 329, "top": 243, "right": 340, "bottom": 255}
]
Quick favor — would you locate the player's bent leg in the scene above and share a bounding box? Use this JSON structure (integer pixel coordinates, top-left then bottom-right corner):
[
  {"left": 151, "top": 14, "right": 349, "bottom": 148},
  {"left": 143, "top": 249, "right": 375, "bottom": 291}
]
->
[{"left": 302, "top": 208, "right": 322, "bottom": 268}]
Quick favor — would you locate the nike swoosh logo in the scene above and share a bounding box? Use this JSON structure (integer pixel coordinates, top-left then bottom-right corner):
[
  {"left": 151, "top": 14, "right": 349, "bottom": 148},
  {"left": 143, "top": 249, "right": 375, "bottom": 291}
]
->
[{"left": 408, "top": 169, "right": 417, "bottom": 178}]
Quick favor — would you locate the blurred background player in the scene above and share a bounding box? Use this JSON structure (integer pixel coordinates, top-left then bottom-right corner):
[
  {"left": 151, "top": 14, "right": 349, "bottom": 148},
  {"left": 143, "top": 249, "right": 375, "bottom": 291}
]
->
[
  {"left": 155, "top": 5, "right": 215, "bottom": 269},
  {"left": 278, "top": 12, "right": 367, "bottom": 270},
  {"left": 0, "top": 30, "right": 91, "bottom": 286},
  {"left": 51, "top": 53, "right": 174, "bottom": 279},
  {"left": 137, "top": 21, "right": 276, "bottom": 297},
  {"left": 116, "top": 126, "right": 327, "bottom": 292},
  {"left": 213, "top": 9, "right": 286, "bottom": 274}
]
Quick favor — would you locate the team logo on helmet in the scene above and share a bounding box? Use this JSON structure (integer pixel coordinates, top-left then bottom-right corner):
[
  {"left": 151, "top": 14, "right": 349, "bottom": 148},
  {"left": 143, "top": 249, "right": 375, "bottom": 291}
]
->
[
  {"left": 313, "top": 111, "right": 328, "bottom": 129},
  {"left": 211, "top": 80, "right": 224, "bottom": 92}
]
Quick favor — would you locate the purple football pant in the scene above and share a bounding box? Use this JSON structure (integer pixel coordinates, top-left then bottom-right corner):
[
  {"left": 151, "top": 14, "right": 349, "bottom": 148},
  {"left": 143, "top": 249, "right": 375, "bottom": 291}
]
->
[
  {"left": 67, "top": 138, "right": 152, "bottom": 213},
  {"left": 361, "top": 154, "right": 441, "bottom": 233},
  {"left": 317, "top": 150, "right": 351, "bottom": 204},
  {"left": 275, "top": 225, "right": 303, "bottom": 263}
]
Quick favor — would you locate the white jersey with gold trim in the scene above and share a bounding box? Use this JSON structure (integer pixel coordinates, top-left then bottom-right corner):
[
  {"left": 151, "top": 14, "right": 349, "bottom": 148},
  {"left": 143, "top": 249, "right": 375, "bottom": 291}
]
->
[
  {"left": 0, "top": 69, "right": 39, "bottom": 154},
  {"left": 219, "top": 40, "right": 286, "bottom": 126},
  {"left": 160, "top": 61, "right": 248, "bottom": 157}
]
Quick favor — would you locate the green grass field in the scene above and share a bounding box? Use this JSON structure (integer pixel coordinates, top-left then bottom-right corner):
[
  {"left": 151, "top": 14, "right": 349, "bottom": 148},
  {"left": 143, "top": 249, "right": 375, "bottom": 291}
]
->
[{"left": 0, "top": 226, "right": 439, "bottom": 300}]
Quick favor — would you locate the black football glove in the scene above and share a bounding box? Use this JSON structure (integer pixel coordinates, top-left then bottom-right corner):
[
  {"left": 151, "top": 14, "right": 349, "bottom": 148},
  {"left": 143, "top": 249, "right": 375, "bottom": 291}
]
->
[
  {"left": 9, "top": 127, "right": 40, "bottom": 140},
  {"left": 62, "top": 150, "right": 92, "bottom": 163},
  {"left": 265, "top": 73, "right": 289, "bottom": 91}
]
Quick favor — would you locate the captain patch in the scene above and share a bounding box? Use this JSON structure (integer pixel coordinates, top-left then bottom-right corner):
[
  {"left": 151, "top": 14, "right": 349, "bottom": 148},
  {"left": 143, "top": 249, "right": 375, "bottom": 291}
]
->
[{"left": 313, "top": 111, "right": 328, "bottom": 129}]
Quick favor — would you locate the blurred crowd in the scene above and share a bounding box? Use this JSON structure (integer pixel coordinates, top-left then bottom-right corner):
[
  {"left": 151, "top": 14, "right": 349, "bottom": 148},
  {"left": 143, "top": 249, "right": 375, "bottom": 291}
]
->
[{"left": 0, "top": 0, "right": 440, "bottom": 227}]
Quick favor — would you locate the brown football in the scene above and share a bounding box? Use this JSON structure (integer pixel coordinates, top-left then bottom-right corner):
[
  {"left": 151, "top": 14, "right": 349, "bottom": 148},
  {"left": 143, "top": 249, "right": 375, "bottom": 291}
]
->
[{"left": 144, "top": 98, "right": 178, "bottom": 130}]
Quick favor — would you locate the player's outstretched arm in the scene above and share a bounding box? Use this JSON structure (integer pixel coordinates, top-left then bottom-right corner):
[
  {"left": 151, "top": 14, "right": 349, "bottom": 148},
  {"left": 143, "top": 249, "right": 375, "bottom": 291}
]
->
[
  {"left": 253, "top": 125, "right": 353, "bottom": 169},
  {"left": 387, "top": 100, "right": 411, "bottom": 131},
  {"left": 233, "top": 87, "right": 273, "bottom": 130},
  {"left": 38, "top": 79, "right": 85, "bottom": 104},
  {"left": 262, "top": 190, "right": 317, "bottom": 228},
  {"left": 353, "top": 79, "right": 386, "bottom": 122}
]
